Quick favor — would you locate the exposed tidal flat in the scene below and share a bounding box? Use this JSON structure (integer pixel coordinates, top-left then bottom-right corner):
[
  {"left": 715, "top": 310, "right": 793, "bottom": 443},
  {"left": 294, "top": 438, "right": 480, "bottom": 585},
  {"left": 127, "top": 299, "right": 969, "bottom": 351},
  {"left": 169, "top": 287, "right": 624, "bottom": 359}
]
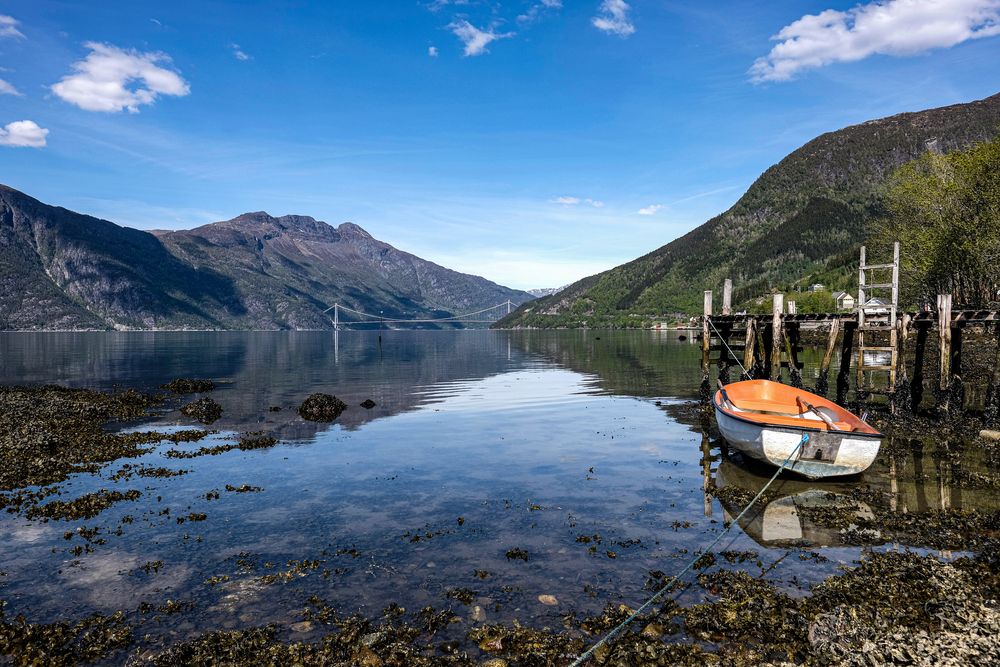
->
[{"left": 0, "top": 331, "right": 998, "bottom": 665}]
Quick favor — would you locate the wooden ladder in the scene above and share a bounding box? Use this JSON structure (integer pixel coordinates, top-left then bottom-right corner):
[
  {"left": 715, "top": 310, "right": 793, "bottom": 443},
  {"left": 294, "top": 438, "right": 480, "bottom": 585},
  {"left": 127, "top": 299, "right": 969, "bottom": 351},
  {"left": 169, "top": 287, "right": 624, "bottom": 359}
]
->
[{"left": 856, "top": 242, "right": 900, "bottom": 395}]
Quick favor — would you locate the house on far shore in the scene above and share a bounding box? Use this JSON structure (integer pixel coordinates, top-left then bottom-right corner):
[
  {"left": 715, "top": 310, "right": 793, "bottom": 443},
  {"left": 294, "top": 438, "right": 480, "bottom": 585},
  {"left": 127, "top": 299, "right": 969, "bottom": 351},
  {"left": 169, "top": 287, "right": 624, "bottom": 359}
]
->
[
  {"left": 832, "top": 291, "right": 855, "bottom": 311},
  {"left": 808, "top": 283, "right": 825, "bottom": 292}
]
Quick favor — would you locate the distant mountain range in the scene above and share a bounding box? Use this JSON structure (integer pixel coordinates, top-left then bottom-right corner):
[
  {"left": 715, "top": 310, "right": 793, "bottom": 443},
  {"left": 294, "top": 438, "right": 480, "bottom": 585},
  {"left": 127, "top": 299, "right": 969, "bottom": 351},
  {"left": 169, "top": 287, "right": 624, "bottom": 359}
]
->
[
  {"left": 526, "top": 286, "right": 567, "bottom": 298},
  {"left": 0, "top": 186, "right": 532, "bottom": 330},
  {"left": 497, "top": 92, "right": 1000, "bottom": 328}
]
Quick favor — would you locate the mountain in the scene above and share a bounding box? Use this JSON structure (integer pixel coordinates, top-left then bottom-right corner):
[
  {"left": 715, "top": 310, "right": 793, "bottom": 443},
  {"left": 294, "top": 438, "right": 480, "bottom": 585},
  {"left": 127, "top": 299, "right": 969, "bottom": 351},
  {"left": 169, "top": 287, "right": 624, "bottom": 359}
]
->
[
  {"left": 526, "top": 286, "right": 567, "bottom": 298},
  {"left": 0, "top": 186, "right": 532, "bottom": 330},
  {"left": 497, "top": 92, "right": 1000, "bottom": 328}
]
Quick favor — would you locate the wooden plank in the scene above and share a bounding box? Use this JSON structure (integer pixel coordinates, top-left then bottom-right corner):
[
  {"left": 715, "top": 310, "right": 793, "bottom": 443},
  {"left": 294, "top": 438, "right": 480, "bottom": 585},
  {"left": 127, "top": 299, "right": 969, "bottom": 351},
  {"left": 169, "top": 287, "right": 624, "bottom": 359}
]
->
[{"left": 722, "top": 279, "right": 732, "bottom": 316}]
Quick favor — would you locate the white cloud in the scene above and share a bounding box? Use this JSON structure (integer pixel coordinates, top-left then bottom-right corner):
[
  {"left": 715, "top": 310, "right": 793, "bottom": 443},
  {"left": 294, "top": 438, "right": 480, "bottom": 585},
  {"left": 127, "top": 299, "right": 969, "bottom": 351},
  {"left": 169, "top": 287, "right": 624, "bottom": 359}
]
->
[
  {"left": 448, "top": 20, "right": 514, "bottom": 56},
  {"left": 0, "top": 15, "right": 24, "bottom": 39},
  {"left": 551, "top": 196, "right": 604, "bottom": 207},
  {"left": 751, "top": 0, "right": 1000, "bottom": 83},
  {"left": 51, "top": 42, "right": 190, "bottom": 113},
  {"left": 429, "top": 45, "right": 439, "bottom": 57},
  {"left": 552, "top": 196, "right": 581, "bottom": 205},
  {"left": 0, "top": 79, "right": 20, "bottom": 96},
  {"left": 637, "top": 204, "right": 663, "bottom": 216},
  {"left": 518, "top": 0, "right": 563, "bottom": 24},
  {"left": 0, "top": 120, "right": 49, "bottom": 148},
  {"left": 231, "top": 44, "right": 251, "bottom": 61},
  {"left": 593, "top": 0, "right": 635, "bottom": 37}
]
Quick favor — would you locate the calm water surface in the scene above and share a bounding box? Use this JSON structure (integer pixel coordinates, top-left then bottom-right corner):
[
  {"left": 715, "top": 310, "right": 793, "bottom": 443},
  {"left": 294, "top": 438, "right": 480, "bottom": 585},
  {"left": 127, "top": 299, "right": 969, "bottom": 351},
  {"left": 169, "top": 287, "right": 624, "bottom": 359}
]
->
[{"left": 0, "top": 330, "right": 994, "bottom": 651}]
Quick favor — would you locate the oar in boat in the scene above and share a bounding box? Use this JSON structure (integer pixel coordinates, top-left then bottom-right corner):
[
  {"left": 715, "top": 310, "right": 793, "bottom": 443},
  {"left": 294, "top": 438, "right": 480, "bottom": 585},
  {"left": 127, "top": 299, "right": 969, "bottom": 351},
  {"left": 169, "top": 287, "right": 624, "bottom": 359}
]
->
[{"left": 795, "top": 396, "right": 840, "bottom": 431}]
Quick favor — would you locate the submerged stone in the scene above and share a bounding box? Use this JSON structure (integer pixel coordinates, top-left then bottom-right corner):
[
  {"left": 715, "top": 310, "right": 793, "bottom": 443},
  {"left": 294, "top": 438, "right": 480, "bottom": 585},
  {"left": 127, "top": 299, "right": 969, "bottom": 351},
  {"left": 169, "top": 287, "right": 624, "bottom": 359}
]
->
[{"left": 298, "top": 393, "right": 347, "bottom": 422}]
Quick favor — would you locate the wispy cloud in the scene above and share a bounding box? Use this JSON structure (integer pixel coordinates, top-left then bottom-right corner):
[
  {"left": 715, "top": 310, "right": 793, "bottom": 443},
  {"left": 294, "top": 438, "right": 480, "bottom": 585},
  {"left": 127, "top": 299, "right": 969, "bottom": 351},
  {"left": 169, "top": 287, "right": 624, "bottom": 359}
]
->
[
  {"left": 637, "top": 204, "right": 663, "bottom": 216},
  {"left": 448, "top": 20, "right": 514, "bottom": 56},
  {"left": 0, "top": 15, "right": 24, "bottom": 39},
  {"left": 0, "top": 79, "right": 20, "bottom": 96},
  {"left": 551, "top": 196, "right": 604, "bottom": 207},
  {"left": 0, "top": 120, "right": 48, "bottom": 148},
  {"left": 52, "top": 42, "right": 190, "bottom": 113},
  {"left": 429, "top": 45, "right": 439, "bottom": 57},
  {"left": 593, "top": 0, "right": 635, "bottom": 37},
  {"left": 518, "top": 0, "right": 563, "bottom": 24},
  {"left": 751, "top": 0, "right": 1000, "bottom": 83},
  {"left": 231, "top": 44, "right": 251, "bottom": 61}
]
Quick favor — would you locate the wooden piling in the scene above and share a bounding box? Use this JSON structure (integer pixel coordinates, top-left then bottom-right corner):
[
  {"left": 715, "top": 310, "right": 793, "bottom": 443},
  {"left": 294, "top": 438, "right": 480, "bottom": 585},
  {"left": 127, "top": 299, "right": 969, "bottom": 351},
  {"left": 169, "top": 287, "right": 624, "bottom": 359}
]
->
[
  {"left": 783, "top": 323, "right": 803, "bottom": 388},
  {"left": 836, "top": 321, "right": 857, "bottom": 405},
  {"left": 817, "top": 317, "right": 840, "bottom": 396},
  {"left": 742, "top": 318, "right": 757, "bottom": 378},
  {"left": 987, "top": 323, "right": 1000, "bottom": 424},
  {"left": 787, "top": 300, "right": 797, "bottom": 315},
  {"left": 722, "top": 279, "right": 732, "bottom": 316},
  {"left": 912, "top": 322, "right": 929, "bottom": 410},
  {"left": 938, "top": 294, "right": 952, "bottom": 391},
  {"left": 701, "top": 290, "right": 712, "bottom": 403},
  {"left": 702, "top": 291, "right": 712, "bottom": 374},
  {"left": 770, "top": 294, "right": 783, "bottom": 382}
]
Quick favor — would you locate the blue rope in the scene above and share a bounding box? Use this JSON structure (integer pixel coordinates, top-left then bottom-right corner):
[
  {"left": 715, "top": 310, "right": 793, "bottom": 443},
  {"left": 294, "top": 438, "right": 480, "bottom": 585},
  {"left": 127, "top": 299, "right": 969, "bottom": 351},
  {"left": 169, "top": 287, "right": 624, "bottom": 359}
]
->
[{"left": 568, "top": 433, "right": 809, "bottom": 666}]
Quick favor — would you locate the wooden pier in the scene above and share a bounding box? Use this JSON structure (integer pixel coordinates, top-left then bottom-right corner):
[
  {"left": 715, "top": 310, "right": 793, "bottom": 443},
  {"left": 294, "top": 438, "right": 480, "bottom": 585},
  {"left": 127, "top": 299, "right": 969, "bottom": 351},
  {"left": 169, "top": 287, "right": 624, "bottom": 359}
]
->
[{"left": 700, "top": 245, "right": 1000, "bottom": 416}]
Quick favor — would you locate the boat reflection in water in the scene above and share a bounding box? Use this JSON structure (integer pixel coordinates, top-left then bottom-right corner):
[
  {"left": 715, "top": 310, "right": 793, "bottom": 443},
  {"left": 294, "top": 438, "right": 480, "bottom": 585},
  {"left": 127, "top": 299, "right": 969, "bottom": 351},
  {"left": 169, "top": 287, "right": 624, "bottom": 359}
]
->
[
  {"left": 702, "top": 429, "right": 1000, "bottom": 550},
  {"left": 713, "top": 450, "right": 875, "bottom": 547}
]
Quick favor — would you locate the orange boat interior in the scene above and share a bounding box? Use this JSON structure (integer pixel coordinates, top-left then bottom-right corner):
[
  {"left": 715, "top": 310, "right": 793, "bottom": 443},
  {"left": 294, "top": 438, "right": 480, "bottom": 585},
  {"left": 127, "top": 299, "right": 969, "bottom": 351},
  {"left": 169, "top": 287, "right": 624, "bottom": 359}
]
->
[{"left": 714, "top": 380, "right": 879, "bottom": 434}]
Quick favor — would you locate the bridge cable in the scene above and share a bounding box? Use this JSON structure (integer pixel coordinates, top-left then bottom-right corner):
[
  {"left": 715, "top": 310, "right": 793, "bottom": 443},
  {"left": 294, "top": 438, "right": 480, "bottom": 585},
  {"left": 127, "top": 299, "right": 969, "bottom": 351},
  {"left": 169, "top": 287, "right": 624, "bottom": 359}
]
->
[{"left": 567, "top": 433, "right": 808, "bottom": 667}]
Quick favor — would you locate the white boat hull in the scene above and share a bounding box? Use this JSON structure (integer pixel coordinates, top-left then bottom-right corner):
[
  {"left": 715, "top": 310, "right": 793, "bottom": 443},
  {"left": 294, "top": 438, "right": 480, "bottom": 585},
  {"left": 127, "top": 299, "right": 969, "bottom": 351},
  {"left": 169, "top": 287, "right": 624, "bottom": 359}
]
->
[{"left": 714, "top": 405, "right": 881, "bottom": 479}]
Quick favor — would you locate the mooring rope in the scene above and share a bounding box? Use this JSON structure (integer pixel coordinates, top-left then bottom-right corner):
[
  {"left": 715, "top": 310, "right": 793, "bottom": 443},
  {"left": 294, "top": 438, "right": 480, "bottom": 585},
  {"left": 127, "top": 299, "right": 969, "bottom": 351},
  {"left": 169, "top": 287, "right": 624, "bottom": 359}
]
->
[
  {"left": 568, "top": 433, "right": 808, "bottom": 667},
  {"left": 707, "top": 317, "right": 752, "bottom": 380}
]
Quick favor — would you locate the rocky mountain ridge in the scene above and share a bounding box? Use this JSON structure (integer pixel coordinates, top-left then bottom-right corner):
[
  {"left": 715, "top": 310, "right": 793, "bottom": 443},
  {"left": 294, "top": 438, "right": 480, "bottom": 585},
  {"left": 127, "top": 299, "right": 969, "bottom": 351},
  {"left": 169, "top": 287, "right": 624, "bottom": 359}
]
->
[{"left": 0, "top": 186, "right": 531, "bottom": 330}]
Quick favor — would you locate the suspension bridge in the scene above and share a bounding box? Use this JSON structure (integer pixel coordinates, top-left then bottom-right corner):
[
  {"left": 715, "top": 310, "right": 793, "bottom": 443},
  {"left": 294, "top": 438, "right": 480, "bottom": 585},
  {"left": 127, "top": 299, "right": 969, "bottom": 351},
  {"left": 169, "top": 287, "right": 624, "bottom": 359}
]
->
[{"left": 321, "top": 300, "right": 514, "bottom": 329}]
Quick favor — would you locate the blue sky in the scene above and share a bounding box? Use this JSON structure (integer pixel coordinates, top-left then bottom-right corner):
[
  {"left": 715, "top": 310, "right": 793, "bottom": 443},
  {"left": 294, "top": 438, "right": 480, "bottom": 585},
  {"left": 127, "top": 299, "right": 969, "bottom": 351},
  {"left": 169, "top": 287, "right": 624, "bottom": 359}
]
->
[{"left": 1, "top": 1, "right": 999, "bottom": 290}]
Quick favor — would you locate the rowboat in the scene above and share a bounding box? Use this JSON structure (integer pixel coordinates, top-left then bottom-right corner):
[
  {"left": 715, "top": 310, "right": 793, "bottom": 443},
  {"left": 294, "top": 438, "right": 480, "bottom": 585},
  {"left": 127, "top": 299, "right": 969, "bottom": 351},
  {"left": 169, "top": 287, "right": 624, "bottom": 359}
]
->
[{"left": 713, "top": 379, "right": 882, "bottom": 479}]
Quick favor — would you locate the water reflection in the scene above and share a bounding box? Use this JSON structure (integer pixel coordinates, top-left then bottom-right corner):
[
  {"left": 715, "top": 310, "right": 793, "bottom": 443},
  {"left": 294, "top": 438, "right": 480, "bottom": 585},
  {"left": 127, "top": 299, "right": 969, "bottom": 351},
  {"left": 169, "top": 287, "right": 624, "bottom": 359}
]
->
[{"left": 705, "top": 431, "right": 1000, "bottom": 550}]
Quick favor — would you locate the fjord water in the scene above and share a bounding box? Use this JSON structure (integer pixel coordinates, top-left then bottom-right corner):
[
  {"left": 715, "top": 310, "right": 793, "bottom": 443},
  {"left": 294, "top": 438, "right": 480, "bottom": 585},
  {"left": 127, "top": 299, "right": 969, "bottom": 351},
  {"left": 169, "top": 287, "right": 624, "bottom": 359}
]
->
[{"left": 0, "top": 331, "right": 994, "bottom": 649}]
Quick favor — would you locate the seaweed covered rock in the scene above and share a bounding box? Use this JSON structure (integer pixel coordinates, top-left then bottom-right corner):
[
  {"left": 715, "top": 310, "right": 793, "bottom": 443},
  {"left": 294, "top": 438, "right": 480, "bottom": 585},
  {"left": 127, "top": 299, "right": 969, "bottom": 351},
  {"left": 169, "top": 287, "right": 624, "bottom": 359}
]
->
[
  {"left": 180, "top": 397, "right": 223, "bottom": 424},
  {"left": 161, "top": 379, "right": 215, "bottom": 394},
  {"left": 298, "top": 394, "right": 347, "bottom": 422},
  {"left": 0, "top": 385, "right": 163, "bottom": 492},
  {"left": 360, "top": 399, "right": 377, "bottom": 409}
]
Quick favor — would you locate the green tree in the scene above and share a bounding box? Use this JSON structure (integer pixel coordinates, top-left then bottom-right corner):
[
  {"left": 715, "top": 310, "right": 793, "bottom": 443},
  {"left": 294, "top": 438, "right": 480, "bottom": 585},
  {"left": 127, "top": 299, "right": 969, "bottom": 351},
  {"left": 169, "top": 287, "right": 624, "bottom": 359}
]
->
[{"left": 875, "top": 135, "right": 1000, "bottom": 307}]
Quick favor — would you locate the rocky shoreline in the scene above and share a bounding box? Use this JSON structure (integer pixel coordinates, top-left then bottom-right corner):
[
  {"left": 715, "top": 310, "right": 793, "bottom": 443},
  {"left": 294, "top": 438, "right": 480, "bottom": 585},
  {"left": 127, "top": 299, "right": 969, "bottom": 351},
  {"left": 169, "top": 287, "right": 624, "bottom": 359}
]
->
[{"left": 1, "top": 384, "right": 999, "bottom": 665}]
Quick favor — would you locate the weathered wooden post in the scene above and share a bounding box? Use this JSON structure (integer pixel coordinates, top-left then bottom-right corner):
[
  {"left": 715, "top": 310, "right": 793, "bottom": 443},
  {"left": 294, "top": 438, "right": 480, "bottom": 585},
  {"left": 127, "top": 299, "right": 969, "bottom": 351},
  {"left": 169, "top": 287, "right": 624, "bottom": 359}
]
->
[
  {"left": 787, "top": 300, "right": 797, "bottom": 315},
  {"left": 743, "top": 318, "right": 757, "bottom": 379},
  {"left": 722, "top": 279, "right": 732, "bottom": 316},
  {"left": 701, "top": 290, "right": 712, "bottom": 404},
  {"left": 938, "top": 294, "right": 952, "bottom": 391},
  {"left": 893, "top": 313, "right": 911, "bottom": 413},
  {"left": 912, "top": 321, "right": 929, "bottom": 410},
  {"left": 817, "top": 317, "right": 841, "bottom": 396},
  {"left": 836, "top": 319, "right": 857, "bottom": 405},
  {"left": 784, "top": 322, "right": 803, "bottom": 388},
  {"left": 770, "top": 294, "right": 783, "bottom": 382},
  {"left": 986, "top": 322, "right": 1000, "bottom": 425}
]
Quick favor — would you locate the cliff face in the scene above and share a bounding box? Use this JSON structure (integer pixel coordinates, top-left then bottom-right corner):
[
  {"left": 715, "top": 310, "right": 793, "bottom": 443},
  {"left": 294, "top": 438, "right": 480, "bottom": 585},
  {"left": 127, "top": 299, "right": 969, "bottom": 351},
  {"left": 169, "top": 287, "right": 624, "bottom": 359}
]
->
[
  {"left": 0, "top": 186, "right": 531, "bottom": 330},
  {"left": 497, "top": 92, "right": 1000, "bottom": 328}
]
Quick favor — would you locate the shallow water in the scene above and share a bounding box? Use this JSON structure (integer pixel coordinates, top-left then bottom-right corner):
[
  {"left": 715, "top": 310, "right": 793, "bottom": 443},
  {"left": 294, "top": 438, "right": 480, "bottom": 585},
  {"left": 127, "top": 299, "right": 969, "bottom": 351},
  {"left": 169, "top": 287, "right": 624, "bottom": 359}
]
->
[{"left": 0, "top": 330, "right": 995, "bottom": 652}]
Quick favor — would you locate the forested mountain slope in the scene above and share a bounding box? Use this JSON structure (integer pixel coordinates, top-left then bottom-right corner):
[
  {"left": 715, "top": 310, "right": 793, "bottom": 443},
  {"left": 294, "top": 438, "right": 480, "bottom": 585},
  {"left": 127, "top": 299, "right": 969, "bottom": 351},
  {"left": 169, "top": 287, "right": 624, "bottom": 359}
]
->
[{"left": 497, "top": 92, "right": 1000, "bottom": 328}]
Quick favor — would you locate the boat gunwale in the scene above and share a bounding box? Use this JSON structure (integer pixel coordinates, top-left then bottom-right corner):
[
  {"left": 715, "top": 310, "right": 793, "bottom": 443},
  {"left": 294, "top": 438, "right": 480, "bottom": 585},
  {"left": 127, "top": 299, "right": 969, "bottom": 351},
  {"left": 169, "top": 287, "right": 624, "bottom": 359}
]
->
[{"left": 712, "top": 394, "right": 883, "bottom": 440}]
